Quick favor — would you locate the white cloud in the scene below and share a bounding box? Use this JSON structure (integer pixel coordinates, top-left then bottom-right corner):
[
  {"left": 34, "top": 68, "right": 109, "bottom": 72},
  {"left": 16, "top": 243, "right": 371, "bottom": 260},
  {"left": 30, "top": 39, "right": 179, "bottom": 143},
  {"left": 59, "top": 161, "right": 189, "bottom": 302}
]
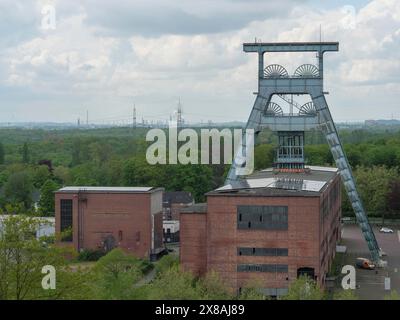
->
[{"left": 0, "top": 0, "right": 399, "bottom": 122}]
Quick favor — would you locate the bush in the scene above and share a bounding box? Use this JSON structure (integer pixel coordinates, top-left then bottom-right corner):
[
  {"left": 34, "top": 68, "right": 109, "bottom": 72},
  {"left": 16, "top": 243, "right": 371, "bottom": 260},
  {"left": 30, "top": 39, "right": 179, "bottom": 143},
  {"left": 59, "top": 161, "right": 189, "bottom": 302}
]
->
[
  {"left": 155, "top": 254, "right": 179, "bottom": 274},
  {"left": 78, "top": 249, "right": 106, "bottom": 262}
]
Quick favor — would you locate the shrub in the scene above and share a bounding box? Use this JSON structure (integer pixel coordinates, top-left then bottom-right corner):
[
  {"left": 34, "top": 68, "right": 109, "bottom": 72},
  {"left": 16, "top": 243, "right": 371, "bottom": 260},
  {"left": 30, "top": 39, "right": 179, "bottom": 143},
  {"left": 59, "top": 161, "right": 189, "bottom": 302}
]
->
[{"left": 78, "top": 249, "right": 106, "bottom": 262}]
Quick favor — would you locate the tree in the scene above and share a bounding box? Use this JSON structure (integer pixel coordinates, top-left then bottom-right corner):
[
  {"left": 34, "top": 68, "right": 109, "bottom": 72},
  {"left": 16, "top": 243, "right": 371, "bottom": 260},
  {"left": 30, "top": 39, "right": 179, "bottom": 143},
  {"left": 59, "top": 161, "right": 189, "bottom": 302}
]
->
[
  {"left": 0, "top": 215, "right": 85, "bottom": 300},
  {"left": 22, "top": 142, "right": 30, "bottom": 164},
  {"left": 280, "top": 276, "right": 325, "bottom": 300},
  {"left": 145, "top": 265, "right": 202, "bottom": 300},
  {"left": 197, "top": 271, "right": 233, "bottom": 300},
  {"left": 92, "top": 248, "right": 142, "bottom": 299},
  {"left": 32, "top": 165, "right": 52, "bottom": 189},
  {"left": 353, "top": 166, "right": 399, "bottom": 221},
  {"left": 4, "top": 171, "right": 33, "bottom": 210},
  {"left": 387, "top": 179, "right": 400, "bottom": 216},
  {"left": 0, "top": 141, "right": 5, "bottom": 164},
  {"left": 38, "top": 179, "right": 59, "bottom": 216}
]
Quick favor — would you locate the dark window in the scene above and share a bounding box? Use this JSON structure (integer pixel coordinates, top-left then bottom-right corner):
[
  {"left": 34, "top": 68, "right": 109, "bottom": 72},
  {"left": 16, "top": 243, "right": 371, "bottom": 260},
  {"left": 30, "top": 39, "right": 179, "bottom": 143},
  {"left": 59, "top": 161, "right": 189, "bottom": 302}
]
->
[
  {"left": 237, "top": 264, "right": 288, "bottom": 273},
  {"left": 60, "top": 199, "right": 73, "bottom": 241},
  {"left": 136, "top": 231, "right": 141, "bottom": 242},
  {"left": 237, "top": 247, "right": 288, "bottom": 256},
  {"left": 237, "top": 205, "right": 288, "bottom": 230},
  {"left": 118, "top": 230, "right": 123, "bottom": 241}
]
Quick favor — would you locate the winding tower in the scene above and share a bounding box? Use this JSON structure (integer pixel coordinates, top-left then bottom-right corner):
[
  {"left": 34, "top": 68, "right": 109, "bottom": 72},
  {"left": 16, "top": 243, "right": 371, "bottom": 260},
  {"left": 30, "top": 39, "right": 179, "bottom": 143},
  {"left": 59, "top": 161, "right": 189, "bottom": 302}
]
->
[{"left": 225, "top": 41, "right": 385, "bottom": 265}]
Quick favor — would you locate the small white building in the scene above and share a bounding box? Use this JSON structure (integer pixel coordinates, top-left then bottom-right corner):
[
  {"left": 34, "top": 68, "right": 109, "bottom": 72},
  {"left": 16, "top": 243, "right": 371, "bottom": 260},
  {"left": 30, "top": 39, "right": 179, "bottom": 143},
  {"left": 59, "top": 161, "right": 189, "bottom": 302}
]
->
[
  {"left": 0, "top": 215, "right": 55, "bottom": 239},
  {"left": 163, "top": 220, "right": 180, "bottom": 243}
]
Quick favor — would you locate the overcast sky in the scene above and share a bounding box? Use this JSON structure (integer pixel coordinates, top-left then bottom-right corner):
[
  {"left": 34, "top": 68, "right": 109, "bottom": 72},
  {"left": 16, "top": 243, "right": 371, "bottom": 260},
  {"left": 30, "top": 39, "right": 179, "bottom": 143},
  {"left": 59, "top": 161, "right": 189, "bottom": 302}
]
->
[{"left": 0, "top": 0, "right": 399, "bottom": 124}]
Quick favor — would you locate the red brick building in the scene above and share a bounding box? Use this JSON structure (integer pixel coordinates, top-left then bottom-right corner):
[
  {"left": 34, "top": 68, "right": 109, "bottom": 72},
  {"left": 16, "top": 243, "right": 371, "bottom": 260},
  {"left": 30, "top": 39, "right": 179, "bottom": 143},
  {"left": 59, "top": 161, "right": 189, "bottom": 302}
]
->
[
  {"left": 55, "top": 187, "right": 165, "bottom": 261},
  {"left": 180, "top": 166, "right": 341, "bottom": 296}
]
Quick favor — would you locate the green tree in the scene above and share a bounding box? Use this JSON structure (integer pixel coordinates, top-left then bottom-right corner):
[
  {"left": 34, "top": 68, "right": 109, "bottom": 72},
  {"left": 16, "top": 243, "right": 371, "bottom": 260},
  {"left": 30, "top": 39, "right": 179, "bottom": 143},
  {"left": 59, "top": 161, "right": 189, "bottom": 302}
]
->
[
  {"left": 0, "top": 141, "right": 5, "bottom": 164},
  {"left": 32, "top": 165, "right": 52, "bottom": 189},
  {"left": 353, "top": 165, "right": 399, "bottom": 220},
  {"left": 280, "top": 276, "right": 325, "bottom": 300},
  {"left": 92, "top": 248, "right": 142, "bottom": 299},
  {"left": 197, "top": 271, "right": 233, "bottom": 300},
  {"left": 22, "top": 142, "right": 30, "bottom": 164},
  {"left": 0, "top": 215, "right": 86, "bottom": 300},
  {"left": 146, "top": 265, "right": 201, "bottom": 300},
  {"left": 4, "top": 171, "right": 33, "bottom": 210},
  {"left": 38, "top": 179, "right": 59, "bottom": 216}
]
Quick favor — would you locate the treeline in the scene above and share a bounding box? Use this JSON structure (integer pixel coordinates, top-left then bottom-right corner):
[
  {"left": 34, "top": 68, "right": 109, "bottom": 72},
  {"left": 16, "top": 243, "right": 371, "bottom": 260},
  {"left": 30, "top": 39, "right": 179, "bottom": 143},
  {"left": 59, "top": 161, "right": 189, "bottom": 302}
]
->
[{"left": 0, "top": 127, "right": 400, "bottom": 218}]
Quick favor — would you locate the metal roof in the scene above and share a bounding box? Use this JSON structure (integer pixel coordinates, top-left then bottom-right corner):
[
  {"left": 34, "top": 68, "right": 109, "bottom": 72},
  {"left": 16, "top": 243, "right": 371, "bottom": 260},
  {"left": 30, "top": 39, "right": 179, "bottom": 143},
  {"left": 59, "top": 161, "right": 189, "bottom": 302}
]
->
[
  {"left": 209, "top": 166, "right": 338, "bottom": 197},
  {"left": 56, "top": 186, "right": 156, "bottom": 193}
]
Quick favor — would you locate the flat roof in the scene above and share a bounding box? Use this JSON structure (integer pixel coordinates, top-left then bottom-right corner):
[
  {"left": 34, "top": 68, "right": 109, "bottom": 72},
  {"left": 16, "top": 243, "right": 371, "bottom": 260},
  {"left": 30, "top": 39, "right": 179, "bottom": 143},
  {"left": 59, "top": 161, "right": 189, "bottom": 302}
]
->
[
  {"left": 208, "top": 166, "right": 339, "bottom": 197},
  {"left": 181, "top": 203, "right": 207, "bottom": 214},
  {"left": 56, "top": 186, "right": 163, "bottom": 194}
]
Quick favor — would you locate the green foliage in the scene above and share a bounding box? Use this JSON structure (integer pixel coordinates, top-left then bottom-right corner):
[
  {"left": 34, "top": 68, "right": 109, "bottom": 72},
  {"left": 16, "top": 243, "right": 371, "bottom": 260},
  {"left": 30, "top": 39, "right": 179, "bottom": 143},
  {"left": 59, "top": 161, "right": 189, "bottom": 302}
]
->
[
  {"left": 345, "top": 165, "right": 400, "bottom": 218},
  {"left": 0, "top": 141, "right": 4, "bottom": 164},
  {"left": 32, "top": 165, "right": 52, "bottom": 189},
  {"left": 0, "top": 215, "right": 85, "bottom": 299},
  {"left": 77, "top": 249, "right": 106, "bottom": 262},
  {"left": 38, "top": 179, "right": 59, "bottom": 216},
  {"left": 22, "top": 142, "right": 30, "bottom": 164},
  {"left": 197, "top": 271, "right": 233, "bottom": 300},
  {"left": 155, "top": 254, "right": 179, "bottom": 274},
  {"left": 333, "top": 289, "right": 358, "bottom": 300},
  {"left": 280, "top": 276, "right": 325, "bottom": 300},
  {"left": 384, "top": 290, "right": 400, "bottom": 300},
  {"left": 92, "top": 248, "right": 143, "bottom": 299},
  {"left": 4, "top": 171, "right": 33, "bottom": 210},
  {"left": 146, "top": 265, "right": 201, "bottom": 300}
]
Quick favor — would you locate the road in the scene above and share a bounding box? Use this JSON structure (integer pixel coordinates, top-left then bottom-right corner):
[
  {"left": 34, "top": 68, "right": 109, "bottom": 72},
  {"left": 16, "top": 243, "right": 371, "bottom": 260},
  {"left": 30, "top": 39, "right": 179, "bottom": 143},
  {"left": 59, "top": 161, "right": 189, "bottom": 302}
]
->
[{"left": 341, "top": 224, "right": 400, "bottom": 299}]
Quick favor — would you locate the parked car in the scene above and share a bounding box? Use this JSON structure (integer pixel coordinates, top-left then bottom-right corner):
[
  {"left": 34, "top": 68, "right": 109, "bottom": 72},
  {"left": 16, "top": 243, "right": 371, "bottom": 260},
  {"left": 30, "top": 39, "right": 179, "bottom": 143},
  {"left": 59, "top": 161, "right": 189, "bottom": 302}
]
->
[
  {"left": 379, "top": 227, "right": 394, "bottom": 233},
  {"left": 356, "top": 257, "right": 375, "bottom": 270}
]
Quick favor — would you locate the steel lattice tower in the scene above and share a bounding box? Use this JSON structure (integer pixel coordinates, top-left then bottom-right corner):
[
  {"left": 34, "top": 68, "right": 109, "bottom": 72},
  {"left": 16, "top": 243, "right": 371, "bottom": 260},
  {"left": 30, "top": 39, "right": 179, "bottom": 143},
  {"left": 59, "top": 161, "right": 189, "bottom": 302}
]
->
[{"left": 225, "top": 41, "right": 385, "bottom": 265}]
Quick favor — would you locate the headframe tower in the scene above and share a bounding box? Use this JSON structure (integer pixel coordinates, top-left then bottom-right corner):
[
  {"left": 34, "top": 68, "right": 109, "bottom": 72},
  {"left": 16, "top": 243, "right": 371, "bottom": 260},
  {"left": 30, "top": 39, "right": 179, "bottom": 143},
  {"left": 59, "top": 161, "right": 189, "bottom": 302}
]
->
[{"left": 225, "top": 41, "right": 385, "bottom": 265}]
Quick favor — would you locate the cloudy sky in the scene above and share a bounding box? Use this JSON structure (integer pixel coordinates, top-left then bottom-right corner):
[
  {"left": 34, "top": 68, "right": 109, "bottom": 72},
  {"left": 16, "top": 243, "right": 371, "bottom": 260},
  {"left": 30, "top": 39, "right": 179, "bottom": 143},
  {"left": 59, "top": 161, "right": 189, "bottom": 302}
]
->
[{"left": 0, "top": 0, "right": 399, "bottom": 124}]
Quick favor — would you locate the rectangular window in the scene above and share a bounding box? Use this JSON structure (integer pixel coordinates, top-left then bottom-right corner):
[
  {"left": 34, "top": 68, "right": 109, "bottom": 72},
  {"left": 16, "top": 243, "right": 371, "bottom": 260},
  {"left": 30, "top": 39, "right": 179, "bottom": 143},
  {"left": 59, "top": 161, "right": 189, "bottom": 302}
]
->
[
  {"left": 237, "top": 264, "right": 288, "bottom": 273},
  {"left": 118, "top": 230, "right": 123, "bottom": 241},
  {"left": 237, "top": 205, "right": 288, "bottom": 230},
  {"left": 237, "top": 247, "right": 288, "bottom": 256},
  {"left": 60, "top": 199, "right": 73, "bottom": 241}
]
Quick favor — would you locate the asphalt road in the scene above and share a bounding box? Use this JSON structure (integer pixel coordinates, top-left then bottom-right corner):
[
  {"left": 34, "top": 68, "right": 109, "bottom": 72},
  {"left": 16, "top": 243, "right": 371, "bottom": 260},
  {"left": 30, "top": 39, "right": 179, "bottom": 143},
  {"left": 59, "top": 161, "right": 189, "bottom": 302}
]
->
[{"left": 341, "top": 224, "right": 400, "bottom": 299}]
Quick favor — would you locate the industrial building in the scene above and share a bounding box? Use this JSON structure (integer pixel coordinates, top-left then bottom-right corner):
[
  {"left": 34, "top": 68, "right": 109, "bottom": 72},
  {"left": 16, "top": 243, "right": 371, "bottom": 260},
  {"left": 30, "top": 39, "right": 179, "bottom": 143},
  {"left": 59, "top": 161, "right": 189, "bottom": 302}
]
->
[
  {"left": 55, "top": 186, "right": 165, "bottom": 261},
  {"left": 180, "top": 166, "right": 341, "bottom": 296},
  {"left": 163, "top": 191, "right": 194, "bottom": 220}
]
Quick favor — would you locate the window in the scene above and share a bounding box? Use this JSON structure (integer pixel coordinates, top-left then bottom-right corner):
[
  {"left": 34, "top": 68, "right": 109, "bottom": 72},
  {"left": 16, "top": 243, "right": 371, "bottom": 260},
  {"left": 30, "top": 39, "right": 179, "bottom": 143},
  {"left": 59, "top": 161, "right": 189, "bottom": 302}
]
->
[
  {"left": 60, "top": 199, "right": 73, "bottom": 241},
  {"left": 136, "top": 231, "right": 141, "bottom": 242},
  {"left": 237, "top": 264, "right": 288, "bottom": 273},
  {"left": 237, "top": 205, "right": 288, "bottom": 230},
  {"left": 237, "top": 247, "right": 288, "bottom": 256},
  {"left": 118, "top": 230, "right": 123, "bottom": 241}
]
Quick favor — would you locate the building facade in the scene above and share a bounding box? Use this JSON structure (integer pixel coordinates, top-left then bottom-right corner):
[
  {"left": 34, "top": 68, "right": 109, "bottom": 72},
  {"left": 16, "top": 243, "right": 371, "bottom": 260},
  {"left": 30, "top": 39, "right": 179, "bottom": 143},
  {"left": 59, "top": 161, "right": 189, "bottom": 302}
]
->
[
  {"left": 163, "top": 191, "right": 194, "bottom": 221},
  {"left": 55, "top": 186, "right": 165, "bottom": 260},
  {"left": 180, "top": 166, "right": 341, "bottom": 296}
]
